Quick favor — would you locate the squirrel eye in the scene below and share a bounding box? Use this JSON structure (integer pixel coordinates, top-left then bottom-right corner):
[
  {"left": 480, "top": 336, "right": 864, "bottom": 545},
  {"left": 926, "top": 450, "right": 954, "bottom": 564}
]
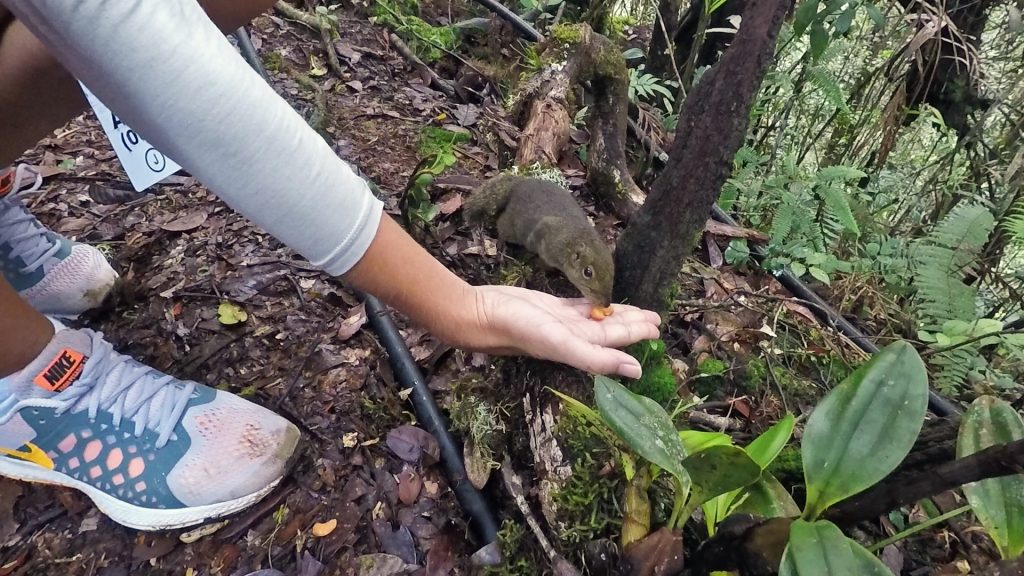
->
[{"left": 583, "top": 266, "right": 594, "bottom": 279}]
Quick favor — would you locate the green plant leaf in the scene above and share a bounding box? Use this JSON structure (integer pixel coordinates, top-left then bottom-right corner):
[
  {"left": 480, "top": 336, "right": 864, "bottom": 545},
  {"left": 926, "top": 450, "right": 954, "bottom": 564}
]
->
[
  {"left": 802, "top": 341, "right": 928, "bottom": 520},
  {"left": 732, "top": 473, "right": 801, "bottom": 518},
  {"left": 791, "top": 261, "right": 807, "bottom": 277},
  {"left": 621, "top": 47, "right": 645, "bottom": 59},
  {"left": 679, "top": 430, "right": 733, "bottom": 454},
  {"left": 864, "top": 2, "right": 885, "bottom": 29},
  {"left": 956, "top": 395, "right": 1024, "bottom": 559},
  {"left": 745, "top": 413, "right": 796, "bottom": 469},
  {"left": 780, "top": 519, "right": 892, "bottom": 575},
  {"left": 809, "top": 22, "right": 829, "bottom": 59},
  {"left": 793, "top": 0, "right": 821, "bottom": 35},
  {"left": 217, "top": 301, "right": 248, "bottom": 325},
  {"left": 808, "top": 266, "right": 830, "bottom": 285},
  {"left": 682, "top": 445, "right": 761, "bottom": 508},
  {"left": 594, "top": 376, "right": 690, "bottom": 487}
]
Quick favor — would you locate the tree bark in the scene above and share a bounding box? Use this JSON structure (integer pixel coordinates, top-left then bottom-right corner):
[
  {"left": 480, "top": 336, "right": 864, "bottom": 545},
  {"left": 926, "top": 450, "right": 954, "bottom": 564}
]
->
[
  {"left": 614, "top": 0, "right": 792, "bottom": 314},
  {"left": 825, "top": 437, "right": 1024, "bottom": 527}
]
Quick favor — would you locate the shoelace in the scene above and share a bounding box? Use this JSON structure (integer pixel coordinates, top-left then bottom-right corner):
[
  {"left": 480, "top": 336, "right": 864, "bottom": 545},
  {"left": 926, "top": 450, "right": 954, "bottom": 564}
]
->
[
  {"left": 57, "top": 330, "right": 196, "bottom": 448},
  {"left": 0, "top": 165, "right": 61, "bottom": 275}
]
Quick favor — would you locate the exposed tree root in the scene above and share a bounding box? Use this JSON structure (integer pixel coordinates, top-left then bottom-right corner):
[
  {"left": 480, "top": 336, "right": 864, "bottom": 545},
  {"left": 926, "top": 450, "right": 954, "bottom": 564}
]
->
[
  {"left": 273, "top": 1, "right": 346, "bottom": 79},
  {"left": 514, "top": 24, "right": 646, "bottom": 220}
]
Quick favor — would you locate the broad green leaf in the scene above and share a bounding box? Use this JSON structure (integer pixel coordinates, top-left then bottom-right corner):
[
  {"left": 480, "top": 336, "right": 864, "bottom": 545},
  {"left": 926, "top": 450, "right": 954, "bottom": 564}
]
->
[
  {"left": 218, "top": 301, "right": 248, "bottom": 325},
  {"left": 682, "top": 445, "right": 761, "bottom": 508},
  {"left": 793, "top": 0, "right": 821, "bottom": 35},
  {"left": 809, "top": 22, "right": 829, "bottom": 59},
  {"left": 704, "top": 416, "right": 797, "bottom": 533},
  {"left": 679, "top": 430, "right": 733, "bottom": 454},
  {"left": 956, "top": 395, "right": 1024, "bottom": 559},
  {"left": 791, "top": 261, "right": 807, "bottom": 277},
  {"left": 745, "top": 414, "right": 796, "bottom": 469},
  {"left": 780, "top": 519, "right": 892, "bottom": 575},
  {"left": 594, "top": 376, "right": 690, "bottom": 486},
  {"left": 732, "top": 473, "right": 801, "bottom": 519},
  {"left": 864, "top": 2, "right": 885, "bottom": 29},
  {"left": 802, "top": 341, "right": 928, "bottom": 520},
  {"left": 808, "top": 266, "right": 830, "bottom": 285},
  {"left": 621, "top": 47, "right": 645, "bottom": 59},
  {"left": 833, "top": 6, "right": 856, "bottom": 34},
  {"left": 547, "top": 387, "right": 620, "bottom": 447}
]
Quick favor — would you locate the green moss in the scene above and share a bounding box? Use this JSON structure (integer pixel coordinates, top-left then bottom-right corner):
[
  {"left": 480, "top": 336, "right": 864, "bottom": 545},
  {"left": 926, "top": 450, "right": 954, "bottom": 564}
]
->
[
  {"left": 766, "top": 445, "right": 803, "bottom": 489},
  {"left": 550, "top": 23, "right": 585, "bottom": 45},
  {"left": 626, "top": 339, "right": 678, "bottom": 405},
  {"left": 609, "top": 15, "right": 638, "bottom": 36},
  {"left": 554, "top": 413, "right": 622, "bottom": 546},
  {"left": 481, "top": 520, "right": 540, "bottom": 575},
  {"left": 418, "top": 125, "right": 471, "bottom": 157},
  {"left": 371, "top": 0, "right": 457, "bottom": 63},
  {"left": 262, "top": 51, "right": 283, "bottom": 73}
]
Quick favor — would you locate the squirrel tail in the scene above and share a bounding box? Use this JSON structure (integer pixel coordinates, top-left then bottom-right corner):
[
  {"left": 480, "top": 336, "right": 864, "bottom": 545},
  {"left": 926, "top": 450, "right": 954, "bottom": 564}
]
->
[{"left": 463, "top": 175, "right": 521, "bottom": 225}]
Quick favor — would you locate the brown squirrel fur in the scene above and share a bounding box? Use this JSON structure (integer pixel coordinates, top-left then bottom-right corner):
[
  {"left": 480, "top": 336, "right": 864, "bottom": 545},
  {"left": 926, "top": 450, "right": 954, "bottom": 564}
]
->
[{"left": 464, "top": 175, "right": 614, "bottom": 307}]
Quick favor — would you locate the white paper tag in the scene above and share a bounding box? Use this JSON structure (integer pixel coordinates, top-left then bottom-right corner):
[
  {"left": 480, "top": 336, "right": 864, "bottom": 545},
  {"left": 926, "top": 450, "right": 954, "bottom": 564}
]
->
[{"left": 79, "top": 82, "right": 182, "bottom": 192}]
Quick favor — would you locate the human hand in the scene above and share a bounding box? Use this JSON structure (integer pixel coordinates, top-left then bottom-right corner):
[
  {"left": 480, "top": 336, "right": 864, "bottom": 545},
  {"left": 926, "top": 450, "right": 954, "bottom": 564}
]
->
[{"left": 459, "top": 284, "right": 662, "bottom": 379}]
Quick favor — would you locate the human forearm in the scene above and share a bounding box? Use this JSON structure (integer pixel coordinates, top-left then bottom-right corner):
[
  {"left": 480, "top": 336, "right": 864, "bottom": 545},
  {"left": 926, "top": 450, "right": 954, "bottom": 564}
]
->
[{"left": 342, "top": 214, "right": 487, "bottom": 348}]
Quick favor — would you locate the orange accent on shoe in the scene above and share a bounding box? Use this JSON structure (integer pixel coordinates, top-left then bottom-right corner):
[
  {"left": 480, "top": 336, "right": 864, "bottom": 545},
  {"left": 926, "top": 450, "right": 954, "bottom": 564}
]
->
[{"left": 33, "top": 349, "right": 87, "bottom": 393}]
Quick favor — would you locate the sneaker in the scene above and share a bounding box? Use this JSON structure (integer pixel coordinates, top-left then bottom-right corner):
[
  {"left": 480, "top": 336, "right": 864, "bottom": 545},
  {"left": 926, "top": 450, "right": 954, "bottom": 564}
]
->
[
  {"left": 0, "top": 324, "right": 300, "bottom": 531},
  {"left": 0, "top": 164, "right": 119, "bottom": 317}
]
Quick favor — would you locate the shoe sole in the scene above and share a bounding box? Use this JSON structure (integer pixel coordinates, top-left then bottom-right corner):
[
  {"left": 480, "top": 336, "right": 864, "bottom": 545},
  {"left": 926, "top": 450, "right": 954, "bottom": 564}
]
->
[{"left": 0, "top": 457, "right": 281, "bottom": 531}]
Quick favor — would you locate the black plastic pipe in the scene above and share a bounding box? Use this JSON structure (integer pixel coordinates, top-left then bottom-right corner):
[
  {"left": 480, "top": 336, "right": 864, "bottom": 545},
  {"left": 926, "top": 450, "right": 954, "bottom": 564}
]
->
[
  {"left": 364, "top": 295, "right": 501, "bottom": 544},
  {"left": 232, "top": 27, "right": 268, "bottom": 79},
  {"left": 233, "top": 24, "right": 501, "bottom": 547},
  {"left": 468, "top": 0, "right": 543, "bottom": 41}
]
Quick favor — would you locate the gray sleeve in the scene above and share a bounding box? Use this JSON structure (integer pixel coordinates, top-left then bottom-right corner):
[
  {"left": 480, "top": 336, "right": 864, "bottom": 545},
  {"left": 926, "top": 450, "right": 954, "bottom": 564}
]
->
[{"left": 2, "top": 0, "right": 384, "bottom": 276}]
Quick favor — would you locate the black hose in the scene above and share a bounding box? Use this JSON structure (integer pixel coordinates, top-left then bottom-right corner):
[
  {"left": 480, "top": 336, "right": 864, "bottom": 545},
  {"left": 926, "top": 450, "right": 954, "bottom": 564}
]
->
[
  {"left": 232, "top": 27, "right": 268, "bottom": 79},
  {"left": 364, "top": 295, "right": 501, "bottom": 545},
  {"left": 234, "top": 24, "right": 501, "bottom": 547},
  {"left": 467, "top": 0, "right": 543, "bottom": 41}
]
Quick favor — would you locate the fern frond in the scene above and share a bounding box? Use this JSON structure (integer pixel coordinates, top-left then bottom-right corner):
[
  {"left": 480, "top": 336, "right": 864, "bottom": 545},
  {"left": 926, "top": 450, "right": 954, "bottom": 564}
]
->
[
  {"left": 911, "top": 202, "right": 995, "bottom": 331},
  {"left": 929, "top": 347, "right": 976, "bottom": 394},
  {"left": 818, "top": 183, "right": 861, "bottom": 237},
  {"left": 770, "top": 193, "right": 799, "bottom": 244},
  {"left": 1003, "top": 202, "right": 1024, "bottom": 247},
  {"left": 808, "top": 66, "right": 849, "bottom": 113}
]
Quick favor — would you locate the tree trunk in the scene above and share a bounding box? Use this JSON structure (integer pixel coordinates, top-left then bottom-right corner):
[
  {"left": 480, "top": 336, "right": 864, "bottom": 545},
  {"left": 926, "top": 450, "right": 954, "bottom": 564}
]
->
[{"left": 614, "top": 0, "right": 793, "bottom": 314}]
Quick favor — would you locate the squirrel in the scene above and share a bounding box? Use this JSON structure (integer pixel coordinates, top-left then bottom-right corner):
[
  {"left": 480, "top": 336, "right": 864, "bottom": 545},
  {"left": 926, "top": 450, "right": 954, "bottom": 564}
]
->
[{"left": 464, "top": 174, "right": 615, "bottom": 316}]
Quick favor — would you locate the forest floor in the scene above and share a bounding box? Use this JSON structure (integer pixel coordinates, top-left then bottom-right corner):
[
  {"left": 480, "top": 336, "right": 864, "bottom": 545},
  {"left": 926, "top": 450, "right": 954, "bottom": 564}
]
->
[{"left": 0, "top": 4, "right": 995, "bottom": 576}]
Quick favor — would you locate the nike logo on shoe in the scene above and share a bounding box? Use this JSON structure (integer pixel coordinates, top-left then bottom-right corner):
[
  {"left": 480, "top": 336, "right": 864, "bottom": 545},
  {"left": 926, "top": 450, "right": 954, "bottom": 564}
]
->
[
  {"left": 33, "top": 349, "right": 87, "bottom": 393},
  {"left": 0, "top": 442, "right": 55, "bottom": 470}
]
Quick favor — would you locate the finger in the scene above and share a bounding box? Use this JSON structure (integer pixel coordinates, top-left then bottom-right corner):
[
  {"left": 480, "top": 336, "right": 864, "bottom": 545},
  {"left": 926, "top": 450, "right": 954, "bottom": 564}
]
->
[
  {"left": 555, "top": 339, "right": 644, "bottom": 379},
  {"left": 585, "top": 318, "right": 662, "bottom": 348},
  {"left": 567, "top": 301, "right": 663, "bottom": 326}
]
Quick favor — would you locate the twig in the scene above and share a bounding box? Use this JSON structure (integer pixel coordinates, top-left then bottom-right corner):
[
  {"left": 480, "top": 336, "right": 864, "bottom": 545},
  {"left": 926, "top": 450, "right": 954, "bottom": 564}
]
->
[
  {"left": 273, "top": 1, "right": 345, "bottom": 79},
  {"left": 387, "top": 33, "right": 456, "bottom": 97},
  {"left": 687, "top": 410, "right": 743, "bottom": 431}
]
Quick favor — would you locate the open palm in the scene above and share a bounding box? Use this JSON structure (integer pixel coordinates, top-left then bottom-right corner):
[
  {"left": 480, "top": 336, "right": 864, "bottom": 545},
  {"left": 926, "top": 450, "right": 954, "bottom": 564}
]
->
[{"left": 469, "top": 285, "right": 662, "bottom": 379}]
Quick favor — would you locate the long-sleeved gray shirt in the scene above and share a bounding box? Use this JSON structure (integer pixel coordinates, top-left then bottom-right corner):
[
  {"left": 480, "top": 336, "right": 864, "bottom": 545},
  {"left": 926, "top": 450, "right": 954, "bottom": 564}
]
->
[{"left": 2, "top": 0, "right": 384, "bottom": 276}]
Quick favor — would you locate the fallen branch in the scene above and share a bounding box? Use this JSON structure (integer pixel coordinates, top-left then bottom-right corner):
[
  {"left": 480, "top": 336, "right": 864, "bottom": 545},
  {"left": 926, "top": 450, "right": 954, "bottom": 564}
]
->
[
  {"left": 387, "top": 33, "right": 457, "bottom": 98},
  {"left": 825, "top": 437, "right": 1024, "bottom": 526},
  {"left": 273, "top": 1, "right": 346, "bottom": 79}
]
